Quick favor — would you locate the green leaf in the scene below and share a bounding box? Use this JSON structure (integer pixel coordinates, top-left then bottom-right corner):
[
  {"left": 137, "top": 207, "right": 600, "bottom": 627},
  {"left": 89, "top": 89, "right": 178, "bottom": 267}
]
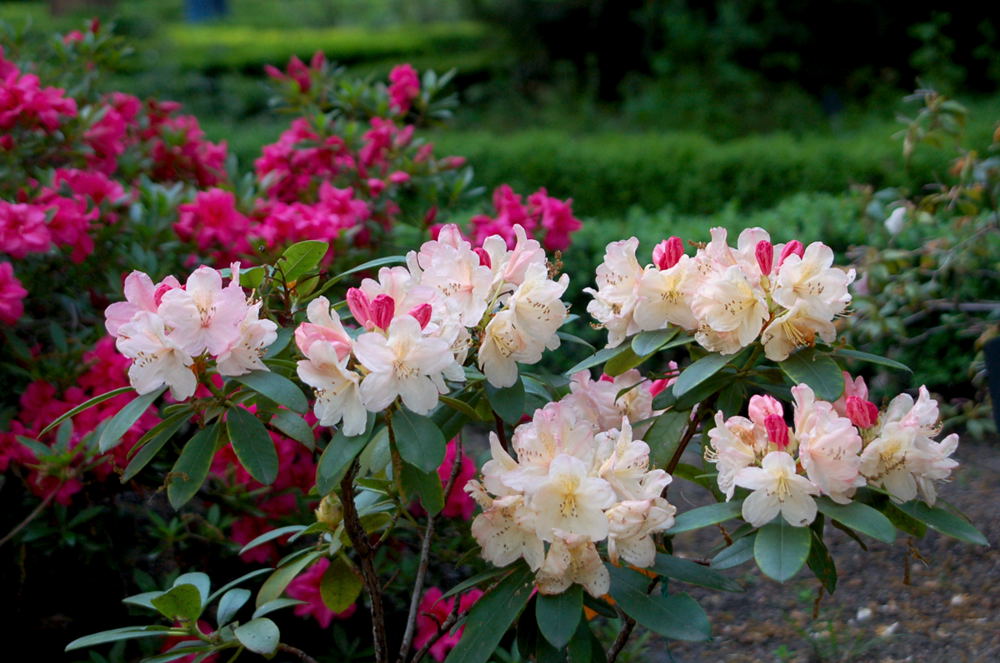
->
[
  {"left": 753, "top": 519, "right": 812, "bottom": 582},
  {"left": 206, "top": 569, "right": 272, "bottom": 604},
  {"left": 234, "top": 617, "right": 280, "bottom": 656},
  {"left": 392, "top": 407, "right": 446, "bottom": 473},
  {"left": 710, "top": 534, "right": 756, "bottom": 569},
  {"left": 122, "top": 591, "right": 164, "bottom": 610},
  {"left": 715, "top": 381, "right": 746, "bottom": 417},
  {"left": 607, "top": 566, "right": 710, "bottom": 641},
  {"left": 231, "top": 370, "right": 308, "bottom": 414},
  {"left": 167, "top": 424, "right": 220, "bottom": 510},
  {"left": 401, "top": 462, "right": 444, "bottom": 516},
  {"left": 151, "top": 583, "right": 202, "bottom": 621},
  {"left": 444, "top": 566, "right": 535, "bottom": 663},
  {"left": 778, "top": 347, "right": 844, "bottom": 401},
  {"left": 216, "top": 588, "right": 251, "bottom": 626},
  {"left": 666, "top": 501, "right": 743, "bottom": 534},
  {"left": 98, "top": 387, "right": 165, "bottom": 452},
  {"left": 563, "top": 345, "right": 629, "bottom": 376},
  {"left": 320, "top": 556, "right": 363, "bottom": 613},
  {"left": 816, "top": 498, "right": 895, "bottom": 544},
  {"left": 256, "top": 550, "right": 322, "bottom": 607},
  {"left": 536, "top": 585, "right": 583, "bottom": 649},
  {"left": 881, "top": 502, "right": 927, "bottom": 537},
  {"left": 270, "top": 410, "right": 315, "bottom": 449},
  {"left": 651, "top": 553, "right": 742, "bottom": 592},
  {"left": 604, "top": 346, "right": 647, "bottom": 377},
  {"left": 486, "top": 378, "right": 526, "bottom": 425},
  {"left": 252, "top": 597, "right": 306, "bottom": 619},
  {"left": 315, "top": 420, "right": 376, "bottom": 495},
  {"left": 556, "top": 331, "right": 596, "bottom": 353},
  {"left": 439, "top": 395, "right": 485, "bottom": 421},
  {"left": 276, "top": 240, "right": 328, "bottom": 283},
  {"left": 896, "top": 501, "right": 988, "bottom": 545},
  {"left": 174, "top": 573, "right": 210, "bottom": 606},
  {"left": 439, "top": 568, "right": 510, "bottom": 601},
  {"left": 227, "top": 407, "right": 279, "bottom": 485},
  {"left": 834, "top": 348, "right": 912, "bottom": 373},
  {"left": 806, "top": 529, "right": 837, "bottom": 594},
  {"left": 645, "top": 409, "right": 689, "bottom": 468},
  {"left": 239, "top": 525, "right": 307, "bottom": 555},
  {"left": 631, "top": 328, "right": 679, "bottom": 357},
  {"left": 672, "top": 353, "right": 731, "bottom": 398},
  {"left": 65, "top": 626, "right": 172, "bottom": 651},
  {"left": 39, "top": 386, "right": 134, "bottom": 437},
  {"left": 122, "top": 410, "right": 190, "bottom": 482},
  {"left": 567, "top": 617, "right": 598, "bottom": 663},
  {"left": 239, "top": 265, "right": 267, "bottom": 289},
  {"left": 314, "top": 255, "right": 406, "bottom": 297}
]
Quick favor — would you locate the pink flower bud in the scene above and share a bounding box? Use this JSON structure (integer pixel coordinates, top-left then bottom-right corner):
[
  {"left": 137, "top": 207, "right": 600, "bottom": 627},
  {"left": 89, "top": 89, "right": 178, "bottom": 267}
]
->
[
  {"left": 845, "top": 396, "right": 879, "bottom": 428},
  {"left": 409, "top": 303, "right": 432, "bottom": 329},
  {"left": 264, "top": 64, "right": 284, "bottom": 81},
  {"left": 367, "top": 178, "right": 385, "bottom": 196},
  {"left": 423, "top": 205, "right": 438, "bottom": 226},
  {"left": 442, "top": 156, "right": 466, "bottom": 169},
  {"left": 388, "top": 171, "right": 411, "bottom": 184},
  {"left": 648, "top": 378, "right": 670, "bottom": 397},
  {"left": 414, "top": 143, "right": 434, "bottom": 163},
  {"left": 347, "top": 288, "right": 372, "bottom": 326},
  {"left": 764, "top": 414, "right": 789, "bottom": 450},
  {"left": 599, "top": 373, "right": 615, "bottom": 383},
  {"left": 755, "top": 240, "right": 774, "bottom": 275},
  {"left": 473, "top": 247, "right": 491, "bottom": 268},
  {"left": 653, "top": 236, "right": 684, "bottom": 270},
  {"left": 370, "top": 294, "right": 395, "bottom": 330},
  {"left": 778, "top": 240, "right": 805, "bottom": 266},
  {"left": 748, "top": 394, "right": 783, "bottom": 427},
  {"left": 310, "top": 50, "right": 326, "bottom": 70}
]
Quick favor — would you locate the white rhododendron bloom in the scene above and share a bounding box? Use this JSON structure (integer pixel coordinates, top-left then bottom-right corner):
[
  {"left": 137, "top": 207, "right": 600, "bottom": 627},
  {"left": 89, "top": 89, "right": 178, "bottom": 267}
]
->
[
  {"left": 466, "top": 392, "right": 675, "bottom": 597},
  {"left": 791, "top": 384, "right": 864, "bottom": 504},
  {"left": 297, "top": 341, "right": 367, "bottom": 436},
  {"left": 158, "top": 264, "right": 250, "bottom": 357},
  {"left": 115, "top": 311, "right": 197, "bottom": 400},
  {"left": 216, "top": 304, "right": 278, "bottom": 376},
  {"left": 562, "top": 370, "right": 655, "bottom": 434},
  {"left": 735, "top": 451, "right": 819, "bottom": 527},
  {"left": 585, "top": 238, "right": 643, "bottom": 348}
]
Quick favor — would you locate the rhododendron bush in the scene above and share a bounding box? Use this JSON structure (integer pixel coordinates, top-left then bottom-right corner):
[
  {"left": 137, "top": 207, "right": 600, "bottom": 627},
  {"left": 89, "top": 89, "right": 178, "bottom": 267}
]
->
[{"left": 1, "top": 22, "right": 987, "bottom": 663}]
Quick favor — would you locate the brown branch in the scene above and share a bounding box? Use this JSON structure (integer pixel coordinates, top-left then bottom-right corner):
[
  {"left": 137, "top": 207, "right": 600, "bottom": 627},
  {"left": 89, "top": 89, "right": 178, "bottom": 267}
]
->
[
  {"left": 398, "top": 438, "right": 465, "bottom": 663},
  {"left": 277, "top": 643, "right": 320, "bottom": 663},
  {"left": 410, "top": 596, "right": 462, "bottom": 663},
  {"left": 0, "top": 485, "right": 60, "bottom": 547},
  {"left": 665, "top": 396, "right": 714, "bottom": 476},
  {"left": 341, "top": 461, "right": 389, "bottom": 663}
]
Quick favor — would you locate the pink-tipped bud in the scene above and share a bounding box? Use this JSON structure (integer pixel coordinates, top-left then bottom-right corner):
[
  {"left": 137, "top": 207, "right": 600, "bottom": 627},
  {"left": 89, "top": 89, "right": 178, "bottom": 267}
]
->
[
  {"left": 442, "top": 156, "right": 466, "bottom": 169},
  {"left": 414, "top": 143, "right": 434, "bottom": 163},
  {"left": 346, "top": 288, "right": 372, "bottom": 326},
  {"left": 370, "top": 294, "right": 395, "bottom": 330},
  {"left": 778, "top": 240, "right": 805, "bottom": 267},
  {"left": 367, "top": 178, "right": 385, "bottom": 196},
  {"left": 473, "top": 247, "right": 491, "bottom": 268},
  {"left": 388, "top": 170, "right": 411, "bottom": 184},
  {"left": 599, "top": 373, "right": 615, "bottom": 383},
  {"left": 845, "top": 396, "right": 879, "bottom": 428},
  {"left": 653, "top": 236, "right": 684, "bottom": 270},
  {"left": 648, "top": 378, "right": 670, "bottom": 397},
  {"left": 764, "top": 414, "right": 789, "bottom": 450},
  {"left": 264, "top": 64, "right": 284, "bottom": 81},
  {"left": 409, "top": 302, "right": 432, "bottom": 329},
  {"left": 755, "top": 240, "right": 774, "bottom": 275},
  {"left": 310, "top": 50, "right": 326, "bottom": 70}
]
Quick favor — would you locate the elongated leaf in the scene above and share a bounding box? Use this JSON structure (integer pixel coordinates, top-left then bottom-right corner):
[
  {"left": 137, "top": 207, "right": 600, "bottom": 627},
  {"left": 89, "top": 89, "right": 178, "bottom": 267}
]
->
[
  {"left": 234, "top": 617, "right": 280, "bottom": 655},
  {"left": 206, "top": 568, "right": 273, "bottom": 604},
  {"left": 816, "top": 498, "right": 895, "bottom": 544},
  {"left": 608, "top": 566, "right": 710, "bottom": 641},
  {"left": 216, "top": 588, "right": 251, "bottom": 626},
  {"left": 536, "top": 585, "right": 582, "bottom": 649},
  {"left": 256, "top": 550, "right": 322, "bottom": 607},
  {"left": 672, "top": 353, "right": 731, "bottom": 398},
  {"left": 881, "top": 502, "right": 927, "bottom": 537},
  {"left": 631, "top": 328, "right": 679, "bottom": 357},
  {"left": 99, "top": 387, "right": 165, "bottom": 452},
  {"left": 439, "top": 395, "right": 484, "bottom": 421},
  {"left": 276, "top": 240, "right": 328, "bottom": 283},
  {"left": 778, "top": 347, "right": 844, "bottom": 401},
  {"left": 122, "top": 591, "right": 163, "bottom": 610},
  {"left": 486, "top": 378, "right": 526, "bottom": 425},
  {"left": 167, "top": 424, "right": 219, "bottom": 510},
  {"left": 151, "top": 584, "right": 202, "bottom": 621},
  {"left": 645, "top": 409, "right": 690, "bottom": 468},
  {"left": 753, "top": 519, "right": 812, "bottom": 582},
  {"left": 556, "top": 331, "right": 596, "bottom": 353},
  {"left": 439, "top": 568, "right": 510, "bottom": 601},
  {"left": 252, "top": 598, "right": 306, "bottom": 619},
  {"left": 896, "top": 501, "right": 988, "bottom": 545},
  {"left": 604, "top": 346, "right": 647, "bottom": 377},
  {"left": 392, "top": 407, "right": 445, "bottom": 473},
  {"left": 651, "top": 553, "right": 742, "bottom": 592},
  {"left": 444, "top": 565, "right": 535, "bottom": 663},
  {"left": 806, "top": 530, "right": 837, "bottom": 594},
  {"left": 314, "top": 255, "right": 406, "bottom": 296},
  {"left": 270, "top": 410, "right": 315, "bottom": 449},
  {"left": 563, "top": 345, "right": 629, "bottom": 376},
  {"left": 711, "top": 534, "right": 756, "bottom": 569},
  {"left": 174, "top": 573, "right": 210, "bottom": 605},
  {"left": 666, "top": 501, "right": 742, "bottom": 534},
  {"left": 239, "top": 525, "right": 307, "bottom": 555},
  {"left": 121, "top": 410, "right": 190, "bottom": 482},
  {"left": 834, "top": 348, "right": 912, "bottom": 373},
  {"left": 231, "top": 371, "right": 308, "bottom": 413},
  {"left": 320, "top": 556, "right": 363, "bottom": 613},
  {"left": 227, "top": 407, "right": 278, "bottom": 485},
  {"left": 39, "top": 386, "right": 133, "bottom": 437},
  {"left": 401, "top": 462, "right": 444, "bottom": 516},
  {"left": 315, "top": 421, "right": 376, "bottom": 495},
  {"left": 65, "top": 626, "right": 173, "bottom": 651}
]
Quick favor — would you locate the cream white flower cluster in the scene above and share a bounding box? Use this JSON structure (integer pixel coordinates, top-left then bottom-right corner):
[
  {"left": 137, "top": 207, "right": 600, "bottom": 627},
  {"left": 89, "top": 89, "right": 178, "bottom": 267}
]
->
[
  {"left": 585, "top": 228, "right": 855, "bottom": 360},
  {"left": 295, "top": 224, "right": 569, "bottom": 435},
  {"left": 707, "top": 375, "right": 959, "bottom": 528},
  {"left": 105, "top": 264, "right": 278, "bottom": 400},
  {"left": 465, "top": 371, "right": 675, "bottom": 597}
]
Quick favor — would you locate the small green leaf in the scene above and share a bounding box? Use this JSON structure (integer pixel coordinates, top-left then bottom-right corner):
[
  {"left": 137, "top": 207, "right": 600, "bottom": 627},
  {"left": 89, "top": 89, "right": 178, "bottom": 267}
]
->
[
  {"left": 666, "top": 501, "right": 743, "bottom": 534},
  {"left": 256, "top": 550, "right": 322, "bottom": 607},
  {"left": 604, "top": 346, "right": 646, "bottom": 376},
  {"left": 834, "top": 348, "right": 912, "bottom": 373},
  {"left": 167, "top": 424, "right": 220, "bottom": 510},
  {"left": 631, "top": 328, "right": 679, "bottom": 357},
  {"left": 227, "top": 407, "right": 279, "bottom": 485},
  {"left": 486, "top": 378, "right": 526, "bottom": 425},
  {"left": 216, "top": 588, "right": 251, "bottom": 626},
  {"left": 651, "top": 553, "right": 742, "bottom": 592},
  {"left": 314, "top": 255, "right": 406, "bottom": 297},
  {"left": 672, "top": 353, "right": 731, "bottom": 398},
  {"left": 392, "top": 407, "right": 446, "bottom": 473},
  {"left": 644, "top": 409, "right": 689, "bottom": 468},
  {"left": 231, "top": 370, "right": 308, "bottom": 413},
  {"left": 39, "top": 386, "right": 134, "bottom": 437},
  {"left": 710, "top": 534, "right": 756, "bottom": 569},
  {"left": 439, "top": 568, "right": 510, "bottom": 601},
  {"left": 778, "top": 347, "right": 844, "bottom": 401},
  {"left": 816, "top": 498, "right": 895, "bottom": 544},
  {"left": 122, "top": 591, "right": 164, "bottom": 610},
  {"left": 206, "top": 568, "right": 273, "bottom": 604},
  {"left": 174, "top": 573, "right": 210, "bottom": 605},
  {"left": 563, "top": 345, "right": 629, "bottom": 376},
  {"left": 65, "top": 626, "right": 172, "bottom": 651},
  {"left": 896, "top": 501, "right": 988, "bottom": 545},
  {"left": 881, "top": 502, "right": 927, "bottom": 537},
  {"left": 234, "top": 617, "right": 280, "bottom": 655},
  {"left": 806, "top": 529, "right": 837, "bottom": 594},
  {"left": 608, "top": 566, "right": 710, "bottom": 641},
  {"left": 753, "top": 519, "right": 812, "bottom": 582},
  {"left": 444, "top": 566, "right": 535, "bottom": 663},
  {"left": 276, "top": 240, "right": 328, "bottom": 283},
  {"left": 315, "top": 420, "right": 376, "bottom": 495},
  {"left": 122, "top": 410, "right": 190, "bottom": 482},
  {"left": 151, "top": 584, "right": 202, "bottom": 621},
  {"left": 536, "top": 585, "right": 583, "bottom": 649},
  {"left": 99, "top": 387, "right": 165, "bottom": 452},
  {"left": 252, "top": 597, "right": 306, "bottom": 619},
  {"left": 320, "top": 556, "right": 363, "bottom": 613},
  {"left": 270, "top": 410, "right": 315, "bottom": 449},
  {"left": 401, "top": 462, "right": 444, "bottom": 516},
  {"left": 238, "top": 525, "right": 307, "bottom": 555}
]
